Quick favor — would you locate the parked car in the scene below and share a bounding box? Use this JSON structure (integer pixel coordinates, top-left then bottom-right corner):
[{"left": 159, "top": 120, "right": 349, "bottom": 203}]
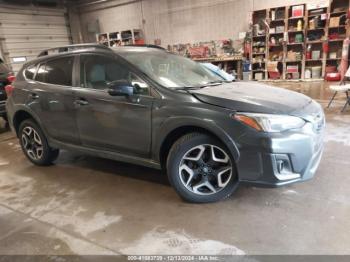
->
[
  {"left": 6, "top": 44, "right": 325, "bottom": 203},
  {"left": 0, "top": 58, "right": 12, "bottom": 121}
]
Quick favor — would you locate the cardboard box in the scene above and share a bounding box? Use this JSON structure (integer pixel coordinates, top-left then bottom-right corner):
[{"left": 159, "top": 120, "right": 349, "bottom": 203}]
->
[
  {"left": 329, "top": 17, "right": 340, "bottom": 28},
  {"left": 287, "top": 51, "right": 296, "bottom": 61},
  {"left": 329, "top": 52, "right": 337, "bottom": 59},
  {"left": 267, "top": 62, "right": 279, "bottom": 72},
  {"left": 276, "top": 26, "right": 285, "bottom": 33},
  {"left": 255, "top": 73, "right": 264, "bottom": 80}
]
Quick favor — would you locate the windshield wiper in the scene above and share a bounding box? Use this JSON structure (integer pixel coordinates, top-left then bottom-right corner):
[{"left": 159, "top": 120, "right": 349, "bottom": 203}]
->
[
  {"left": 206, "top": 80, "right": 224, "bottom": 85},
  {"left": 174, "top": 80, "right": 228, "bottom": 91},
  {"left": 196, "top": 80, "right": 226, "bottom": 88},
  {"left": 174, "top": 86, "right": 202, "bottom": 90}
]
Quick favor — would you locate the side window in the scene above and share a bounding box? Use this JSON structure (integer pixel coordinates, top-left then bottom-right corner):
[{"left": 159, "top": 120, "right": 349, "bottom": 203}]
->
[
  {"left": 80, "top": 55, "right": 149, "bottom": 95},
  {"left": 24, "top": 64, "right": 37, "bottom": 80},
  {"left": 45, "top": 57, "right": 73, "bottom": 86},
  {"left": 35, "top": 57, "right": 73, "bottom": 86},
  {"left": 35, "top": 63, "right": 46, "bottom": 83}
]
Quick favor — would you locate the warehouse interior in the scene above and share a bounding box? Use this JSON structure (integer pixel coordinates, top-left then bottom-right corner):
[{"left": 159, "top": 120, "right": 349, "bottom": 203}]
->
[{"left": 0, "top": 0, "right": 350, "bottom": 259}]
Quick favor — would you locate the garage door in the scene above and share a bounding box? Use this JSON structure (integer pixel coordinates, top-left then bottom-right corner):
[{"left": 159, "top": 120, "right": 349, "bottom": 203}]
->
[{"left": 0, "top": 4, "right": 71, "bottom": 73}]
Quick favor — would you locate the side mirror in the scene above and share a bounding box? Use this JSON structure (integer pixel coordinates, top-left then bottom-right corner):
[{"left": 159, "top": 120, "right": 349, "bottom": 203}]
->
[{"left": 107, "top": 80, "right": 134, "bottom": 96}]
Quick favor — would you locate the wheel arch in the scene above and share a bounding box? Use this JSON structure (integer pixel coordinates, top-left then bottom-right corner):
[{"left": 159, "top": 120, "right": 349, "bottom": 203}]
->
[
  {"left": 12, "top": 109, "right": 42, "bottom": 137},
  {"left": 155, "top": 118, "right": 240, "bottom": 169}
]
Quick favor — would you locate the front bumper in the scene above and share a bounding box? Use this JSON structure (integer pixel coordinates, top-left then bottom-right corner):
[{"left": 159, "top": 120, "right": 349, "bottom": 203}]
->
[{"left": 235, "top": 111, "right": 325, "bottom": 187}]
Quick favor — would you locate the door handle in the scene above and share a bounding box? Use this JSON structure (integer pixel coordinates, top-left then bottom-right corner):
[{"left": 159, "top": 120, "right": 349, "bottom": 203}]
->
[
  {"left": 74, "top": 98, "right": 89, "bottom": 106},
  {"left": 30, "top": 93, "right": 39, "bottom": 99}
]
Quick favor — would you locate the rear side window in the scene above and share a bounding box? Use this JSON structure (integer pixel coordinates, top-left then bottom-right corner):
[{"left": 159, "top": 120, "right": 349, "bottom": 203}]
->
[
  {"left": 35, "top": 64, "right": 46, "bottom": 82},
  {"left": 35, "top": 56, "right": 74, "bottom": 86},
  {"left": 24, "top": 65, "right": 37, "bottom": 80}
]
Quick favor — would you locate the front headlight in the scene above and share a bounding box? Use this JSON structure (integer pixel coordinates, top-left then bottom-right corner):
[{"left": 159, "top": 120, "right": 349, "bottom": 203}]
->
[{"left": 234, "top": 113, "right": 306, "bottom": 133}]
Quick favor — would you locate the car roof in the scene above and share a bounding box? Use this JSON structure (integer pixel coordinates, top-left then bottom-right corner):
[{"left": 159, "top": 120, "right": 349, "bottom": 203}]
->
[{"left": 24, "top": 44, "right": 166, "bottom": 68}]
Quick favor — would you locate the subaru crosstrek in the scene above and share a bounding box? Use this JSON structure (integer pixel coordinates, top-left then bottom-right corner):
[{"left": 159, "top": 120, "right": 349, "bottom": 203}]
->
[{"left": 6, "top": 44, "right": 325, "bottom": 203}]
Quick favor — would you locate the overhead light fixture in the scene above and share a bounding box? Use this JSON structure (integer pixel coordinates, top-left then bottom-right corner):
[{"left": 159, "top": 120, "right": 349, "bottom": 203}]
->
[{"left": 12, "top": 57, "right": 27, "bottom": 63}]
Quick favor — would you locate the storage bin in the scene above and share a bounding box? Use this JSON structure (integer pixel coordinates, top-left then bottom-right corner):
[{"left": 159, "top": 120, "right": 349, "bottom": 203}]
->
[
  {"left": 243, "top": 72, "right": 251, "bottom": 81},
  {"left": 268, "top": 71, "right": 281, "bottom": 79},
  {"left": 312, "top": 66, "right": 322, "bottom": 79},
  {"left": 243, "top": 61, "right": 250, "bottom": 72},
  {"left": 305, "top": 68, "right": 312, "bottom": 79},
  {"left": 255, "top": 73, "right": 264, "bottom": 80},
  {"left": 312, "top": 50, "right": 321, "bottom": 60}
]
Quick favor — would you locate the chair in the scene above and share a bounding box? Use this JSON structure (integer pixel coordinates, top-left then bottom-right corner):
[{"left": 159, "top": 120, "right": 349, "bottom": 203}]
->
[{"left": 327, "top": 66, "right": 350, "bottom": 112}]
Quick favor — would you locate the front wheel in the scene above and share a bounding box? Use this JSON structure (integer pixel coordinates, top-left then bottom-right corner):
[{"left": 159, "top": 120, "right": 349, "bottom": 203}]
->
[
  {"left": 19, "top": 119, "right": 59, "bottom": 166},
  {"left": 167, "top": 133, "right": 238, "bottom": 203}
]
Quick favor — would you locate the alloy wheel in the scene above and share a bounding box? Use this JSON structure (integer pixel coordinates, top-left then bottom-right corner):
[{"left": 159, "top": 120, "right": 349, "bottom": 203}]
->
[
  {"left": 178, "top": 144, "right": 233, "bottom": 195},
  {"left": 21, "top": 126, "right": 44, "bottom": 160}
]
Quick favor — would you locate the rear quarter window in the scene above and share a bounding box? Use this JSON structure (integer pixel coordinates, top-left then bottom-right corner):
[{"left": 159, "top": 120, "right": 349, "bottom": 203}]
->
[
  {"left": 24, "top": 65, "right": 37, "bottom": 80},
  {"left": 35, "top": 64, "right": 46, "bottom": 83}
]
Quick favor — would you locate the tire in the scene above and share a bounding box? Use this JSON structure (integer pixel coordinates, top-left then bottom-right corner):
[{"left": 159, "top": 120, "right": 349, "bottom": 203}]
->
[
  {"left": 166, "top": 132, "right": 239, "bottom": 203},
  {"left": 18, "top": 119, "right": 59, "bottom": 166}
]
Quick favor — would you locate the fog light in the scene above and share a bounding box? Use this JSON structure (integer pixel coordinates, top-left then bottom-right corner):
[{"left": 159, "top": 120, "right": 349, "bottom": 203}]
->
[
  {"left": 277, "top": 160, "right": 284, "bottom": 173},
  {"left": 273, "top": 154, "right": 300, "bottom": 181}
]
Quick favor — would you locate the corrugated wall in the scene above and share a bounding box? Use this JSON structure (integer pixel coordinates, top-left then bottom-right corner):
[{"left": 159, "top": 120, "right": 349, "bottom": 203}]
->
[
  {"left": 0, "top": 3, "right": 71, "bottom": 73},
  {"left": 74, "top": 0, "right": 329, "bottom": 47}
]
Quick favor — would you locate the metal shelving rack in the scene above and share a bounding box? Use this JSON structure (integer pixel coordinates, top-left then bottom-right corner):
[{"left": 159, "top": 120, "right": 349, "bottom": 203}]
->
[
  {"left": 96, "top": 29, "right": 144, "bottom": 47},
  {"left": 250, "top": 0, "right": 350, "bottom": 81}
]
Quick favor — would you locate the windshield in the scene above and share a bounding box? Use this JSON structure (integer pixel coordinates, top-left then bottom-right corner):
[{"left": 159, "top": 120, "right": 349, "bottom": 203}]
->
[{"left": 118, "top": 50, "right": 224, "bottom": 89}]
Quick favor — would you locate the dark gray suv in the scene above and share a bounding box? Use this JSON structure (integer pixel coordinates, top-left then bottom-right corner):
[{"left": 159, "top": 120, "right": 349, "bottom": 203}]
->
[{"left": 6, "top": 44, "right": 325, "bottom": 203}]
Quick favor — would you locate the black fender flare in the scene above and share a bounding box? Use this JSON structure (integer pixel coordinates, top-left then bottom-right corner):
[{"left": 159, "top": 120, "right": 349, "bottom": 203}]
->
[
  {"left": 153, "top": 116, "right": 240, "bottom": 163},
  {"left": 12, "top": 106, "right": 49, "bottom": 138}
]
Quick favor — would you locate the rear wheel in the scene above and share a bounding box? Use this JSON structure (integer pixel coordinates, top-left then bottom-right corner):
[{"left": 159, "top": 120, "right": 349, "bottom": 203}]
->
[
  {"left": 19, "top": 119, "right": 59, "bottom": 166},
  {"left": 167, "top": 133, "right": 238, "bottom": 203}
]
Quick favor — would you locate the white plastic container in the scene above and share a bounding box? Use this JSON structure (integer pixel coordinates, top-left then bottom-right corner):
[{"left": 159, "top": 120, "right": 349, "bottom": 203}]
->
[
  {"left": 305, "top": 68, "right": 312, "bottom": 79},
  {"left": 312, "top": 66, "right": 322, "bottom": 79},
  {"left": 312, "top": 50, "right": 321, "bottom": 60}
]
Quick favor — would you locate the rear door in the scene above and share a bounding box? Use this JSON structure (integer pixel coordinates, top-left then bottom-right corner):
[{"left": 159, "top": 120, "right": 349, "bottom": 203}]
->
[{"left": 27, "top": 55, "right": 80, "bottom": 144}]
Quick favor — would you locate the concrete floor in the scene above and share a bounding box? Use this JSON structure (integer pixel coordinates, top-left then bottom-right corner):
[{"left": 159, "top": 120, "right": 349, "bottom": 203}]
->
[{"left": 0, "top": 81, "right": 349, "bottom": 256}]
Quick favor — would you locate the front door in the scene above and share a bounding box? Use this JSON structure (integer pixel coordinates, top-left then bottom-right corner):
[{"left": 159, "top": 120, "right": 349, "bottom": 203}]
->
[{"left": 74, "top": 54, "right": 153, "bottom": 157}]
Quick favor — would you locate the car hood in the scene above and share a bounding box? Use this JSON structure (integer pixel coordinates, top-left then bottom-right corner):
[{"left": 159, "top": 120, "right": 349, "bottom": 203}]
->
[{"left": 190, "top": 81, "right": 313, "bottom": 115}]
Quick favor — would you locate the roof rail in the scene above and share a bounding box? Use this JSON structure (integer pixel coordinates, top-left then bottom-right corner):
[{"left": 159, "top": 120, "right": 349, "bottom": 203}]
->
[
  {"left": 37, "top": 43, "right": 112, "bottom": 57},
  {"left": 123, "top": 44, "right": 166, "bottom": 50}
]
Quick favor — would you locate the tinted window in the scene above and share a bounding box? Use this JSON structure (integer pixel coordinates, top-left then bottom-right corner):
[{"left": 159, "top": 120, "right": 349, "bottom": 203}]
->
[
  {"left": 80, "top": 55, "right": 149, "bottom": 95},
  {"left": 35, "top": 57, "right": 73, "bottom": 86},
  {"left": 24, "top": 65, "right": 37, "bottom": 80},
  {"left": 46, "top": 57, "right": 73, "bottom": 86}
]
